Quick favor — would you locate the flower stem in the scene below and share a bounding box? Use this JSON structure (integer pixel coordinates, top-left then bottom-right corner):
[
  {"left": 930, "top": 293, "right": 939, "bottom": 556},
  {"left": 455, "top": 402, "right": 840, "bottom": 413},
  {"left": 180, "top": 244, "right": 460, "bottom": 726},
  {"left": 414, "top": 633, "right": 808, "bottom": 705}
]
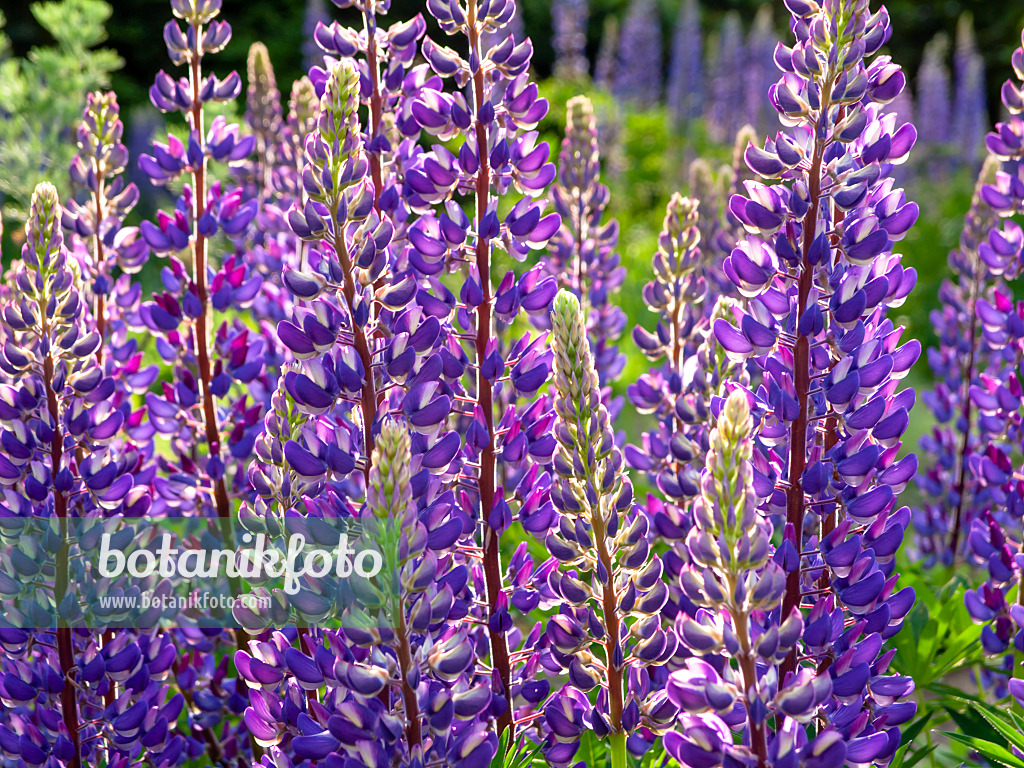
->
[
  {"left": 609, "top": 732, "right": 627, "bottom": 768},
  {"left": 467, "top": 0, "right": 513, "bottom": 745},
  {"left": 44, "top": 351, "right": 81, "bottom": 768},
  {"left": 91, "top": 176, "right": 106, "bottom": 362},
  {"left": 187, "top": 34, "right": 259, "bottom": 761},
  {"left": 780, "top": 138, "right": 824, "bottom": 689}
]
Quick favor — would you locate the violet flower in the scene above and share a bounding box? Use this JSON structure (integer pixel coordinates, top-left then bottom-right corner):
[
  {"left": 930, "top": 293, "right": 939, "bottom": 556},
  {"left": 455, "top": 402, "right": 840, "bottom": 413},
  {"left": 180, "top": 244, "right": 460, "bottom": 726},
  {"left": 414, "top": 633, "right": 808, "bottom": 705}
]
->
[
  {"left": 414, "top": 0, "right": 560, "bottom": 746},
  {"left": 542, "top": 95, "right": 626, "bottom": 393},
  {"left": 706, "top": 12, "right": 745, "bottom": 143},
  {"left": 667, "top": 390, "right": 835, "bottom": 767},
  {"left": 915, "top": 33, "right": 953, "bottom": 176},
  {"left": 915, "top": 157, "right": 1000, "bottom": 565},
  {"left": 713, "top": 0, "right": 920, "bottom": 762},
  {"left": 952, "top": 12, "right": 988, "bottom": 169},
  {"left": 138, "top": 0, "right": 262, "bottom": 522},
  {"left": 667, "top": 0, "right": 703, "bottom": 125},
  {"left": 957, "top": 25, "right": 1024, "bottom": 690},
  {"left": 552, "top": 0, "right": 589, "bottom": 81},
  {"left": 542, "top": 290, "right": 674, "bottom": 768},
  {"left": 612, "top": 0, "right": 662, "bottom": 109}
]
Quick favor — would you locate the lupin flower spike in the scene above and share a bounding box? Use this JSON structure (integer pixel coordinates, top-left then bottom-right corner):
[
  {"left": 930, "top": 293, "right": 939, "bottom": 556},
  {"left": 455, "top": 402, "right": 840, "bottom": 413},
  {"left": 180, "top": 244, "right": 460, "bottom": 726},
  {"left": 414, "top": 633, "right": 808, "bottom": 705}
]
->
[
  {"left": 543, "top": 95, "right": 626, "bottom": 392},
  {"left": 952, "top": 13, "right": 987, "bottom": 168},
  {"left": 706, "top": 12, "right": 745, "bottom": 142},
  {"left": 915, "top": 157, "right": 1000, "bottom": 564},
  {"left": 64, "top": 92, "right": 149, "bottom": 352},
  {"left": 957, "top": 25, "right": 1024, "bottom": 694},
  {"left": 415, "top": 0, "right": 560, "bottom": 747},
  {"left": 667, "top": 0, "right": 703, "bottom": 125},
  {"left": 543, "top": 290, "right": 673, "bottom": 768},
  {"left": 916, "top": 33, "right": 953, "bottom": 175},
  {"left": 552, "top": 0, "right": 589, "bottom": 81},
  {"left": 713, "top": 0, "right": 920, "bottom": 761},
  {"left": 668, "top": 390, "right": 836, "bottom": 768},
  {"left": 612, "top": 0, "right": 662, "bottom": 108}
]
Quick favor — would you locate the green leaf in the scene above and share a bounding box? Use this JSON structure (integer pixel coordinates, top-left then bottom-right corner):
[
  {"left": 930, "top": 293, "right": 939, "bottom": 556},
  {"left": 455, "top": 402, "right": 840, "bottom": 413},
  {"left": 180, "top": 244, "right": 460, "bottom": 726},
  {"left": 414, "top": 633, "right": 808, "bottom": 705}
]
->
[
  {"left": 958, "top": 698, "right": 1024, "bottom": 754},
  {"left": 940, "top": 732, "right": 1024, "bottom": 768}
]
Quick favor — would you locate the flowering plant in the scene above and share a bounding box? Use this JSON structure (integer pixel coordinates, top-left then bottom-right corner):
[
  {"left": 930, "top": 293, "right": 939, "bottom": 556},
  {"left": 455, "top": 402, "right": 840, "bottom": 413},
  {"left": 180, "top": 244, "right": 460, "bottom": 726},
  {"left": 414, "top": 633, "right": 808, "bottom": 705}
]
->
[{"left": 4, "top": 0, "right": 1021, "bottom": 766}]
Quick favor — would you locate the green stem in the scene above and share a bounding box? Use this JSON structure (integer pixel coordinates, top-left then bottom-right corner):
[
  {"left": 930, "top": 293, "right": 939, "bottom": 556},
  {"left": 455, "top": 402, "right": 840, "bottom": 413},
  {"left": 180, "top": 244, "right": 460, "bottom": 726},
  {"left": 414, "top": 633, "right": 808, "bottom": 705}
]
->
[{"left": 609, "top": 732, "right": 627, "bottom": 768}]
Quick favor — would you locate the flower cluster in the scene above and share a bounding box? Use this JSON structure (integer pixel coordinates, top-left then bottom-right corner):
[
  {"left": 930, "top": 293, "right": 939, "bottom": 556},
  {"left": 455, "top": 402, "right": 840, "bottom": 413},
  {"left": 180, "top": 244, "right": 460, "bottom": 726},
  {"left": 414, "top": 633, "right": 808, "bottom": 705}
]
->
[
  {"left": 0, "top": 0, "right": 945, "bottom": 767},
  {"left": 552, "top": 0, "right": 589, "bottom": 81},
  {"left": 950, "top": 25, "right": 1024, "bottom": 687},
  {"left": 542, "top": 95, "right": 626, "bottom": 393},
  {"left": 542, "top": 291, "right": 674, "bottom": 764},
  {"left": 712, "top": 0, "right": 920, "bottom": 762},
  {"left": 915, "top": 157, "right": 1000, "bottom": 565}
]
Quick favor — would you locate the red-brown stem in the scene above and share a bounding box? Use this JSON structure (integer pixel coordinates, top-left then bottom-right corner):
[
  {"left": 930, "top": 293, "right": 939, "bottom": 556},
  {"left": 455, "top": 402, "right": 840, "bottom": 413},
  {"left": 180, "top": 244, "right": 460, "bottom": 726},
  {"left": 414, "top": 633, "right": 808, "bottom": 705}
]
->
[
  {"left": 395, "top": 610, "right": 422, "bottom": 750},
  {"left": 733, "top": 604, "right": 766, "bottom": 766},
  {"left": 187, "top": 39, "right": 256, "bottom": 760},
  {"left": 467, "top": 2, "right": 514, "bottom": 745},
  {"left": 45, "top": 353, "right": 81, "bottom": 768},
  {"left": 779, "top": 142, "right": 824, "bottom": 686},
  {"left": 101, "top": 629, "right": 116, "bottom": 707},
  {"left": 819, "top": 200, "right": 845, "bottom": 564},
  {"left": 592, "top": 512, "right": 624, "bottom": 735},
  {"left": 363, "top": 12, "right": 392, "bottom": 379},
  {"left": 331, "top": 230, "right": 377, "bottom": 482},
  {"left": 949, "top": 278, "right": 981, "bottom": 556},
  {"left": 187, "top": 45, "right": 232, "bottom": 524},
  {"left": 363, "top": 11, "right": 385, "bottom": 211}
]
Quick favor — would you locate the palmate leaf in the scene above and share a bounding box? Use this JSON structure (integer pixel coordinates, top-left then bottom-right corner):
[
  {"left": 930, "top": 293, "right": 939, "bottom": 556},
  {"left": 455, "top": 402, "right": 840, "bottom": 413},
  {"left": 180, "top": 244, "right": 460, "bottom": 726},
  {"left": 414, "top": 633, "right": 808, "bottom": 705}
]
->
[
  {"left": 490, "top": 729, "right": 547, "bottom": 768},
  {"left": 890, "top": 712, "right": 938, "bottom": 768},
  {"left": 957, "top": 697, "right": 1024, "bottom": 754},
  {"left": 939, "top": 732, "right": 1024, "bottom": 768}
]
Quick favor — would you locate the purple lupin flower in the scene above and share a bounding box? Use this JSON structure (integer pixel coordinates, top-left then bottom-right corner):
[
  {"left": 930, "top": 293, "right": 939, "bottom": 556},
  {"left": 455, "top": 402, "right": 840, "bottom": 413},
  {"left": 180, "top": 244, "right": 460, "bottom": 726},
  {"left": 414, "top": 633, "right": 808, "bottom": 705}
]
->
[
  {"left": 743, "top": 6, "right": 778, "bottom": 136},
  {"left": 415, "top": 0, "right": 560, "bottom": 746},
  {"left": 625, "top": 195, "right": 749, "bottom": 642},
  {"left": 0, "top": 183, "right": 155, "bottom": 768},
  {"left": 542, "top": 95, "right": 626, "bottom": 393},
  {"left": 915, "top": 157, "right": 1000, "bottom": 565},
  {"left": 63, "top": 91, "right": 158, "bottom": 453},
  {"left": 242, "top": 42, "right": 283, "bottom": 205},
  {"left": 594, "top": 15, "right": 618, "bottom": 90},
  {"left": 667, "top": 389, "right": 835, "bottom": 767},
  {"left": 957, "top": 25, "right": 1024, "bottom": 692},
  {"left": 542, "top": 290, "right": 674, "bottom": 767},
  {"left": 64, "top": 92, "right": 150, "bottom": 353},
  {"left": 666, "top": 0, "right": 703, "bottom": 125},
  {"left": 626, "top": 195, "right": 729, "bottom": 510},
  {"left": 552, "top": 0, "right": 589, "bottom": 81},
  {"left": 139, "top": 0, "right": 261, "bottom": 519},
  {"left": 713, "top": 0, "right": 920, "bottom": 762},
  {"left": 612, "top": 0, "right": 662, "bottom": 109},
  {"left": 952, "top": 12, "right": 988, "bottom": 169},
  {"left": 273, "top": 59, "right": 390, "bottom": 491},
  {"left": 915, "top": 32, "right": 953, "bottom": 175},
  {"left": 705, "top": 12, "right": 745, "bottom": 142}
]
